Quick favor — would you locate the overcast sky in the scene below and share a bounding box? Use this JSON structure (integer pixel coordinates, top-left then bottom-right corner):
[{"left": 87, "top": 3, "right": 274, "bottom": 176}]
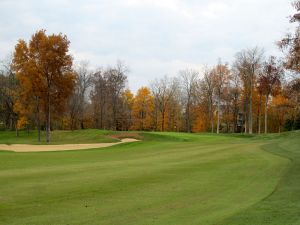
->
[{"left": 0, "top": 0, "right": 296, "bottom": 92}]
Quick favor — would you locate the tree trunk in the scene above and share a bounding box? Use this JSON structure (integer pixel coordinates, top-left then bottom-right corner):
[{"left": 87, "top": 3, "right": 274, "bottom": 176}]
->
[
  {"left": 37, "top": 114, "right": 41, "bottom": 143},
  {"left": 36, "top": 97, "right": 41, "bottom": 142},
  {"left": 100, "top": 107, "right": 103, "bottom": 129},
  {"left": 217, "top": 95, "right": 220, "bottom": 134},
  {"left": 155, "top": 107, "right": 158, "bottom": 131},
  {"left": 249, "top": 80, "right": 253, "bottom": 134},
  {"left": 80, "top": 94, "right": 85, "bottom": 130},
  {"left": 38, "top": 124, "right": 41, "bottom": 142},
  {"left": 233, "top": 111, "right": 237, "bottom": 133},
  {"left": 10, "top": 117, "right": 13, "bottom": 130},
  {"left": 161, "top": 109, "right": 165, "bottom": 132},
  {"left": 112, "top": 97, "right": 118, "bottom": 131},
  {"left": 244, "top": 113, "right": 247, "bottom": 134},
  {"left": 292, "top": 95, "right": 299, "bottom": 130},
  {"left": 258, "top": 95, "right": 262, "bottom": 134},
  {"left": 211, "top": 117, "right": 214, "bottom": 133},
  {"left": 46, "top": 92, "right": 51, "bottom": 143},
  {"left": 210, "top": 99, "right": 214, "bottom": 133},
  {"left": 264, "top": 95, "right": 269, "bottom": 134},
  {"left": 186, "top": 102, "right": 191, "bottom": 133}
]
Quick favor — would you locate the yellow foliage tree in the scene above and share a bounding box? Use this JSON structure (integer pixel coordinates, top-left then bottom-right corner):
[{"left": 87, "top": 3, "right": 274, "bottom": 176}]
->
[
  {"left": 269, "top": 94, "right": 293, "bottom": 133},
  {"left": 192, "top": 105, "right": 209, "bottom": 132},
  {"left": 131, "top": 87, "right": 154, "bottom": 130}
]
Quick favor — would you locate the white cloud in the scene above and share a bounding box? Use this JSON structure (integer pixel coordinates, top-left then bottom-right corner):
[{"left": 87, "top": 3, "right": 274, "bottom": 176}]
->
[{"left": 0, "top": 0, "right": 296, "bottom": 92}]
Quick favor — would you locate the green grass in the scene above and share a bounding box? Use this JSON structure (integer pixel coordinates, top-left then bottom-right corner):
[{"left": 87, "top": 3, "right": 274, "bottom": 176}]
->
[
  {"left": 0, "top": 130, "right": 299, "bottom": 225},
  {"left": 218, "top": 131, "right": 300, "bottom": 225},
  {"left": 0, "top": 129, "right": 118, "bottom": 144}
]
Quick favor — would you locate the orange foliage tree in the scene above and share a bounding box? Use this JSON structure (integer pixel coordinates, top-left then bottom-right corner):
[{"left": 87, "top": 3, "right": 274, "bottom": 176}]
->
[
  {"left": 269, "top": 94, "right": 293, "bottom": 133},
  {"left": 131, "top": 87, "right": 154, "bottom": 131},
  {"left": 12, "top": 30, "right": 75, "bottom": 142}
]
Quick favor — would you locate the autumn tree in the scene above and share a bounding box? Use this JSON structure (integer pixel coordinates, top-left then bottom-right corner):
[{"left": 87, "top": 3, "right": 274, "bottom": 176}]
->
[
  {"left": 279, "top": 1, "right": 300, "bottom": 73},
  {"left": 258, "top": 56, "right": 283, "bottom": 133},
  {"left": 288, "top": 78, "right": 300, "bottom": 129},
  {"left": 256, "top": 77, "right": 265, "bottom": 134},
  {"left": 279, "top": 1, "right": 300, "bottom": 130},
  {"left": 132, "top": 87, "right": 154, "bottom": 130},
  {"left": 194, "top": 76, "right": 213, "bottom": 133},
  {"left": 270, "top": 94, "right": 292, "bottom": 133},
  {"left": 12, "top": 30, "right": 76, "bottom": 142}
]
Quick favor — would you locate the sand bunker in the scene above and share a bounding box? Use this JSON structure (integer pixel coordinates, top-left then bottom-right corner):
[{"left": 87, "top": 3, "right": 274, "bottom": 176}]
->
[{"left": 0, "top": 138, "right": 139, "bottom": 152}]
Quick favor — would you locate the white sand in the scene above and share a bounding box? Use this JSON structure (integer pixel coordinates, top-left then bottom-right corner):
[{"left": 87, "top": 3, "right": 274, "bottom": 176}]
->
[{"left": 0, "top": 138, "right": 139, "bottom": 152}]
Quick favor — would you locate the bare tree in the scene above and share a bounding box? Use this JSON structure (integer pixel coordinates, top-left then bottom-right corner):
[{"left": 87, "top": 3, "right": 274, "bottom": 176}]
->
[
  {"left": 229, "top": 68, "right": 241, "bottom": 133},
  {"left": 202, "top": 68, "right": 215, "bottom": 133},
  {"left": 212, "top": 60, "right": 230, "bottom": 134},
  {"left": 90, "top": 61, "right": 128, "bottom": 130},
  {"left": 106, "top": 61, "right": 128, "bottom": 130},
  {"left": 91, "top": 68, "right": 107, "bottom": 129},
  {"left": 179, "top": 69, "right": 199, "bottom": 133},
  {"left": 68, "top": 61, "right": 92, "bottom": 130},
  {"left": 0, "top": 58, "right": 18, "bottom": 133},
  {"left": 151, "top": 76, "right": 179, "bottom": 131},
  {"left": 234, "top": 47, "right": 264, "bottom": 134}
]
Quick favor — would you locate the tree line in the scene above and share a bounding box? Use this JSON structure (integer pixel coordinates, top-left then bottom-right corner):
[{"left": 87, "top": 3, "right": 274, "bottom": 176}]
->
[{"left": 0, "top": 2, "right": 300, "bottom": 142}]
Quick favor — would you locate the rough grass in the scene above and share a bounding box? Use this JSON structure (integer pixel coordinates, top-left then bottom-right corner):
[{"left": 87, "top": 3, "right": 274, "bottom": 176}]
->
[{"left": 0, "top": 130, "right": 299, "bottom": 225}]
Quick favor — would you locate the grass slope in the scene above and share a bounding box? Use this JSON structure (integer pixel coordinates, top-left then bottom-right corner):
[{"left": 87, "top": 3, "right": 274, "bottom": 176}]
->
[
  {"left": 0, "top": 130, "right": 298, "bottom": 225},
  {"left": 0, "top": 130, "right": 118, "bottom": 145},
  {"left": 218, "top": 131, "right": 300, "bottom": 225}
]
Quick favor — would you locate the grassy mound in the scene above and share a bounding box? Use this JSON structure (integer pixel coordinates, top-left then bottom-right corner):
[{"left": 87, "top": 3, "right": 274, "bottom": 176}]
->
[{"left": 0, "top": 129, "right": 117, "bottom": 145}]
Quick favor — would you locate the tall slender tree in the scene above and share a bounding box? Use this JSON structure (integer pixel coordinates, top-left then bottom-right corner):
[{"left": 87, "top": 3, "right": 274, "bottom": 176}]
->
[
  {"left": 202, "top": 69, "right": 215, "bottom": 133},
  {"left": 179, "top": 69, "right": 199, "bottom": 133},
  {"left": 234, "top": 48, "right": 263, "bottom": 134},
  {"left": 212, "top": 61, "right": 230, "bottom": 134},
  {"left": 258, "top": 56, "right": 282, "bottom": 133}
]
